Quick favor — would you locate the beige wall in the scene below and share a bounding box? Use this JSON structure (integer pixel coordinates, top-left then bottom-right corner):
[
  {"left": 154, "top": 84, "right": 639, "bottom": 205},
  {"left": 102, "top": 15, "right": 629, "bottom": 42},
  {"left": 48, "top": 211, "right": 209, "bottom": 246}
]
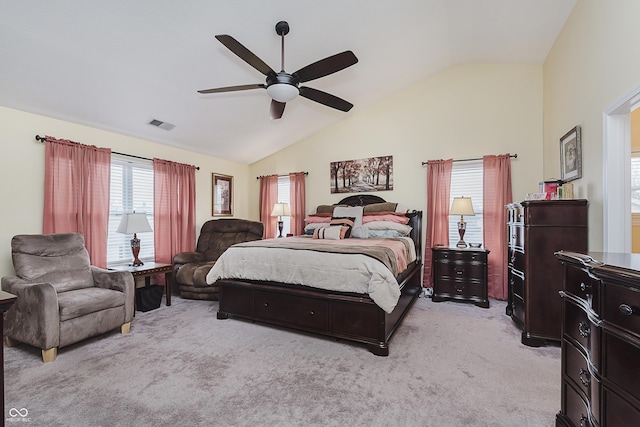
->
[
  {"left": 250, "top": 63, "right": 544, "bottom": 221},
  {"left": 0, "top": 106, "right": 251, "bottom": 277},
  {"left": 543, "top": 0, "right": 640, "bottom": 251}
]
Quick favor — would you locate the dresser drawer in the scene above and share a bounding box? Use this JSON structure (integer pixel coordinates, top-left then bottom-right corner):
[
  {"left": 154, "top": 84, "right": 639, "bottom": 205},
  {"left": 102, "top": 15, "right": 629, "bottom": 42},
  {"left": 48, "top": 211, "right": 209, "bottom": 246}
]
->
[
  {"left": 509, "top": 269, "right": 524, "bottom": 300},
  {"left": 564, "top": 301, "right": 600, "bottom": 364},
  {"left": 564, "top": 339, "right": 600, "bottom": 420},
  {"left": 563, "top": 381, "right": 593, "bottom": 427},
  {"left": 602, "top": 332, "right": 640, "bottom": 401},
  {"left": 602, "top": 282, "right": 640, "bottom": 335},
  {"left": 566, "top": 265, "right": 601, "bottom": 312},
  {"left": 512, "top": 294, "right": 525, "bottom": 326},
  {"left": 509, "top": 249, "right": 525, "bottom": 272},
  {"left": 254, "top": 290, "right": 329, "bottom": 332},
  {"left": 602, "top": 386, "right": 640, "bottom": 427}
]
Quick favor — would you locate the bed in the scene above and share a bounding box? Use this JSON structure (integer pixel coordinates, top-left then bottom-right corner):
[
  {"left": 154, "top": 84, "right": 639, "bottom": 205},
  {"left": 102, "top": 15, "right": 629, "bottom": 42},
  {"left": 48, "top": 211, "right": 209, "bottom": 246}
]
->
[{"left": 206, "top": 195, "right": 423, "bottom": 356}]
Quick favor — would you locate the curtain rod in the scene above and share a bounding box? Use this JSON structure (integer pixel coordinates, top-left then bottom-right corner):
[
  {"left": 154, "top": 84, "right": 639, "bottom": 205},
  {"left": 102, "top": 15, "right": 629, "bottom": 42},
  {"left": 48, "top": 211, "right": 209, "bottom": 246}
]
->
[
  {"left": 256, "top": 172, "right": 309, "bottom": 179},
  {"left": 35, "top": 135, "right": 200, "bottom": 170},
  {"left": 421, "top": 153, "right": 517, "bottom": 166}
]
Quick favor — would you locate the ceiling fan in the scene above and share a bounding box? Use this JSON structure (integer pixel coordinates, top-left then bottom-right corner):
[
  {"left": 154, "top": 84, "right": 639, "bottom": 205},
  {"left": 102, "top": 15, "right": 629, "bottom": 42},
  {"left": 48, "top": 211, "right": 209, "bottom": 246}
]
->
[{"left": 198, "top": 21, "right": 358, "bottom": 120}]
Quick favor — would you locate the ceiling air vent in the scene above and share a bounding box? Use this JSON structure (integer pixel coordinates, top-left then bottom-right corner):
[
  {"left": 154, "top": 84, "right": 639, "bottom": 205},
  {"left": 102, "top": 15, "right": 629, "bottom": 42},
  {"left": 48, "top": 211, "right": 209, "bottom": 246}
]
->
[{"left": 148, "top": 119, "right": 175, "bottom": 131}]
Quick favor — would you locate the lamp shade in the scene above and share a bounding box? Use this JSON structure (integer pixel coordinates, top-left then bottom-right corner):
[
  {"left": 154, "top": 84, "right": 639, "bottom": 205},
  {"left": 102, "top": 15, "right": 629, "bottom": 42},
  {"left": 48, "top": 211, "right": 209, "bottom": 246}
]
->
[
  {"left": 116, "top": 212, "right": 152, "bottom": 234},
  {"left": 450, "top": 197, "right": 475, "bottom": 216},
  {"left": 266, "top": 83, "right": 299, "bottom": 103},
  {"left": 270, "top": 202, "right": 291, "bottom": 217}
]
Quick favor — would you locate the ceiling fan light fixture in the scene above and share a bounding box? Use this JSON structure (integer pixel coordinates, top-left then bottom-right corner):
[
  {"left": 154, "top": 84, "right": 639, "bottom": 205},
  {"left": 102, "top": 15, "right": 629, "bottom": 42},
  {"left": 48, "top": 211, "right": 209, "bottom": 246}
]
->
[{"left": 267, "top": 83, "right": 299, "bottom": 103}]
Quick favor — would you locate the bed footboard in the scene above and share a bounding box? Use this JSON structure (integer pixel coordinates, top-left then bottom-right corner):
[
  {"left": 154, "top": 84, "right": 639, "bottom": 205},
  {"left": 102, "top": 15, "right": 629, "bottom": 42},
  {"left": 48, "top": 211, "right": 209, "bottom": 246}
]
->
[{"left": 216, "top": 262, "right": 422, "bottom": 356}]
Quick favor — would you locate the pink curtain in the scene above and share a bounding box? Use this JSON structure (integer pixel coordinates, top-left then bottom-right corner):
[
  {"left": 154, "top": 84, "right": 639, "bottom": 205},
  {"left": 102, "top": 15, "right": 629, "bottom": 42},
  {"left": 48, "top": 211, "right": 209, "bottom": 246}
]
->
[
  {"left": 153, "top": 159, "right": 197, "bottom": 273},
  {"left": 289, "top": 172, "right": 306, "bottom": 236},
  {"left": 483, "top": 154, "right": 513, "bottom": 300},
  {"left": 423, "top": 159, "right": 453, "bottom": 287},
  {"left": 259, "top": 175, "right": 278, "bottom": 239},
  {"left": 43, "top": 136, "right": 111, "bottom": 268}
]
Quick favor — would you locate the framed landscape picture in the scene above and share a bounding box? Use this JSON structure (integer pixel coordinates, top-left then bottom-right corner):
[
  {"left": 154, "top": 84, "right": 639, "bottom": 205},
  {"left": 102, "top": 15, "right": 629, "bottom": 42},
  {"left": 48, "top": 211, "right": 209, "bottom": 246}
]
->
[
  {"left": 560, "top": 125, "right": 582, "bottom": 182},
  {"left": 330, "top": 155, "right": 393, "bottom": 193},
  {"left": 212, "top": 173, "right": 233, "bottom": 216}
]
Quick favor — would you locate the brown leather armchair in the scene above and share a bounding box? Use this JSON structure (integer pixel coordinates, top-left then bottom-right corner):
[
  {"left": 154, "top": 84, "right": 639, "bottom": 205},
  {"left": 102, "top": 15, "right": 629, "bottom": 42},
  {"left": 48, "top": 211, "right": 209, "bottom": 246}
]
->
[
  {"left": 173, "top": 218, "right": 264, "bottom": 300},
  {"left": 1, "top": 233, "right": 135, "bottom": 362}
]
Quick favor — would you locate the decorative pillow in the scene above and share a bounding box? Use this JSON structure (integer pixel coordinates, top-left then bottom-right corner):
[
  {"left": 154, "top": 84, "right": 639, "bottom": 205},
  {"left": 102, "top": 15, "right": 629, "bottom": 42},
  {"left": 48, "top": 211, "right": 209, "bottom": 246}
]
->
[
  {"left": 313, "top": 225, "right": 350, "bottom": 240},
  {"left": 329, "top": 216, "right": 355, "bottom": 238},
  {"left": 363, "top": 202, "right": 398, "bottom": 213},
  {"left": 332, "top": 206, "right": 368, "bottom": 238},
  {"left": 315, "top": 204, "right": 346, "bottom": 214}
]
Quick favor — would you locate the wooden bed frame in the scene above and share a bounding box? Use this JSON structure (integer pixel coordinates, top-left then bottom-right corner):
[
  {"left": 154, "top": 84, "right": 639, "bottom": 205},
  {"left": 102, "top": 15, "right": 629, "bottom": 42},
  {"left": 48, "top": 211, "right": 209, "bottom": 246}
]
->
[{"left": 216, "top": 195, "right": 423, "bottom": 356}]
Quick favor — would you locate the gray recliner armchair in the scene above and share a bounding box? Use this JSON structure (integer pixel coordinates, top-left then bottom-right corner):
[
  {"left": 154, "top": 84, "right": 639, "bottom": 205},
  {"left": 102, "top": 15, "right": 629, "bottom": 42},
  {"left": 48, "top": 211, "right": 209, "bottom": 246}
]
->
[
  {"left": 1, "top": 233, "right": 135, "bottom": 362},
  {"left": 173, "top": 218, "right": 264, "bottom": 300}
]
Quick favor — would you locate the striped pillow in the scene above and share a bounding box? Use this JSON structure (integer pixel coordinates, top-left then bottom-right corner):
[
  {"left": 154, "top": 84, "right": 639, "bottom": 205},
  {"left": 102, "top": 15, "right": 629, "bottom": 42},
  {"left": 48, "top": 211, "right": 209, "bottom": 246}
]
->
[{"left": 313, "top": 225, "right": 350, "bottom": 240}]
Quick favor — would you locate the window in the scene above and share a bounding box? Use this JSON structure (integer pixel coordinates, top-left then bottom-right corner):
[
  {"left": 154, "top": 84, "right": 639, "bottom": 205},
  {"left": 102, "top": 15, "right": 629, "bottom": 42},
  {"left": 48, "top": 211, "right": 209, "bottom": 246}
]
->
[
  {"left": 107, "top": 154, "right": 155, "bottom": 266},
  {"left": 277, "top": 175, "right": 291, "bottom": 237},
  {"left": 449, "top": 160, "right": 483, "bottom": 245},
  {"left": 632, "top": 154, "right": 640, "bottom": 214}
]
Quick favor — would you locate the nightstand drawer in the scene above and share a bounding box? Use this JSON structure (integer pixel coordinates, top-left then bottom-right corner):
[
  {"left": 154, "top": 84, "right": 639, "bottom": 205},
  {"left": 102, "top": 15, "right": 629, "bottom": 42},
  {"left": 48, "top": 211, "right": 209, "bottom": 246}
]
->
[
  {"left": 433, "top": 250, "right": 486, "bottom": 263},
  {"left": 435, "top": 261, "right": 486, "bottom": 281},
  {"left": 434, "top": 279, "right": 484, "bottom": 298}
]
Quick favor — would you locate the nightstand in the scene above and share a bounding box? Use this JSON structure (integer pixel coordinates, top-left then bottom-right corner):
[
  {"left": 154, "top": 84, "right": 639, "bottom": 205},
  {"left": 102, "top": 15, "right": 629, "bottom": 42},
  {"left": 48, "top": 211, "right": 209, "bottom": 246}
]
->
[{"left": 431, "top": 247, "right": 490, "bottom": 308}]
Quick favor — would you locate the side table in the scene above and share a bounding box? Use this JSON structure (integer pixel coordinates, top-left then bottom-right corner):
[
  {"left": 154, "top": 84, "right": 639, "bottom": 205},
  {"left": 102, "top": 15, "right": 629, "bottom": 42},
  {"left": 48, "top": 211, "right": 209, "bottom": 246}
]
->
[
  {"left": 109, "top": 262, "right": 173, "bottom": 306},
  {"left": 431, "top": 246, "right": 490, "bottom": 308}
]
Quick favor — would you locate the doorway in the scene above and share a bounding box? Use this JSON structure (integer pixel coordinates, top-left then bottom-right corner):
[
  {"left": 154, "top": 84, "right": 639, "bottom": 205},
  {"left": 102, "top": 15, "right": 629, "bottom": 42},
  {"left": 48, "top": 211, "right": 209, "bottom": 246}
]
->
[{"left": 604, "top": 84, "right": 640, "bottom": 252}]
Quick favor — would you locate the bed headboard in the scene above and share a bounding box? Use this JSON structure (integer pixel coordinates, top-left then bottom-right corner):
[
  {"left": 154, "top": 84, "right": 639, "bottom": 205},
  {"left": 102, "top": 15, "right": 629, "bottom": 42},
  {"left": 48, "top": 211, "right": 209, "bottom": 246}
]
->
[
  {"left": 338, "top": 194, "right": 387, "bottom": 206},
  {"left": 337, "top": 194, "right": 423, "bottom": 265}
]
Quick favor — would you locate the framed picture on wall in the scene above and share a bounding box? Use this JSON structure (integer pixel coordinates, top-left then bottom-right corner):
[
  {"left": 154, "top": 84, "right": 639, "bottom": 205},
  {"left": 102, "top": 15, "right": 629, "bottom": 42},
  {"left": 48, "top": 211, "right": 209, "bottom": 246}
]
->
[
  {"left": 560, "top": 125, "right": 582, "bottom": 182},
  {"left": 212, "top": 173, "right": 233, "bottom": 216}
]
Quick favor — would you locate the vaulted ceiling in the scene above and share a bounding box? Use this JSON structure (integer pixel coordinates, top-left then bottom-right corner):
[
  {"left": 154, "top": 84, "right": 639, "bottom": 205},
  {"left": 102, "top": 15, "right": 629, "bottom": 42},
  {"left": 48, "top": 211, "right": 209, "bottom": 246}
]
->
[{"left": 0, "top": 0, "right": 576, "bottom": 164}]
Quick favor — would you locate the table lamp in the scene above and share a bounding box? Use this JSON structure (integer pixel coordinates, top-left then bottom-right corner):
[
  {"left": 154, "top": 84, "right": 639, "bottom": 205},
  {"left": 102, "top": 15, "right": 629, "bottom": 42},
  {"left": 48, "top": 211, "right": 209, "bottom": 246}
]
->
[
  {"left": 450, "top": 197, "right": 475, "bottom": 248},
  {"left": 270, "top": 202, "right": 290, "bottom": 238},
  {"left": 117, "top": 212, "right": 152, "bottom": 266}
]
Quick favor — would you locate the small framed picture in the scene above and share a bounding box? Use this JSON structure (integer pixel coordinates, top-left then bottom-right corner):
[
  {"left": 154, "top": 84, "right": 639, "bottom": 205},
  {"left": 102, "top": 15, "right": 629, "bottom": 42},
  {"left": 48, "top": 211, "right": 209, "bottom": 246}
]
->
[
  {"left": 560, "top": 126, "right": 582, "bottom": 182},
  {"left": 212, "top": 173, "right": 233, "bottom": 216}
]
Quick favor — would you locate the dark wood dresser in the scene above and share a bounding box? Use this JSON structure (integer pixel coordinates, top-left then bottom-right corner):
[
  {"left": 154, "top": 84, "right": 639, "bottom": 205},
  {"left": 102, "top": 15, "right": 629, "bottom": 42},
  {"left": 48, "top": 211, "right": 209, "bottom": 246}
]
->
[
  {"left": 432, "top": 247, "right": 490, "bottom": 308},
  {"left": 555, "top": 251, "right": 640, "bottom": 427},
  {"left": 506, "top": 200, "right": 588, "bottom": 346}
]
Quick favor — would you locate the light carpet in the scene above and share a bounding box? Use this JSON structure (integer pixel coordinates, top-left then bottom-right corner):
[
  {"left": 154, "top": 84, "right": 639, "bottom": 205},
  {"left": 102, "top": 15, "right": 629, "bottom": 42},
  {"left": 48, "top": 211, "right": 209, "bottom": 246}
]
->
[{"left": 4, "top": 294, "right": 560, "bottom": 426}]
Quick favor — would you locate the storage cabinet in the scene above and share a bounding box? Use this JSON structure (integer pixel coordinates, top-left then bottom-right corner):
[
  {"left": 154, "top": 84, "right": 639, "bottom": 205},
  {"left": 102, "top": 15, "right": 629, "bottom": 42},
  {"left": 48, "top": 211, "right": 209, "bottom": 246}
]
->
[
  {"left": 556, "top": 251, "right": 640, "bottom": 427},
  {"left": 506, "top": 200, "right": 588, "bottom": 346},
  {"left": 432, "top": 247, "right": 489, "bottom": 308}
]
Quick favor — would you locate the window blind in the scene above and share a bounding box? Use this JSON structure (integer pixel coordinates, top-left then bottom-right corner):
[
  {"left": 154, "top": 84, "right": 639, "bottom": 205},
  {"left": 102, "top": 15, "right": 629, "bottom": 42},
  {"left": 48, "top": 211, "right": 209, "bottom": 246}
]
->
[
  {"left": 107, "top": 154, "right": 155, "bottom": 266},
  {"left": 449, "top": 160, "right": 484, "bottom": 246}
]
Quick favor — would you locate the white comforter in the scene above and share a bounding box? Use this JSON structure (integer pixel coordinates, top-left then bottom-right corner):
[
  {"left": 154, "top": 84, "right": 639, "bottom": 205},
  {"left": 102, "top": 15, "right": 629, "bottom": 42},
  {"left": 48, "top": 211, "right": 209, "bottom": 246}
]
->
[{"left": 205, "top": 237, "right": 416, "bottom": 313}]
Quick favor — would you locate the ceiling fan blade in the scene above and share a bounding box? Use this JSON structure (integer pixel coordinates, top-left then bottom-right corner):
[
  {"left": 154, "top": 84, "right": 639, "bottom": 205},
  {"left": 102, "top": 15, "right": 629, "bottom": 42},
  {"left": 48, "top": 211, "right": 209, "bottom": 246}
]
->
[
  {"left": 198, "top": 84, "right": 265, "bottom": 94},
  {"left": 299, "top": 86, "right": 353, "bottom": 112},
  {"left": 270, "top": 100, "right": 286, "bottom": 120},
  {"left": 215, "top": 35, "right": 276, "bottom": 77},
  {"left": 293, "top": 51, "right": 358, "bottom": 83}
]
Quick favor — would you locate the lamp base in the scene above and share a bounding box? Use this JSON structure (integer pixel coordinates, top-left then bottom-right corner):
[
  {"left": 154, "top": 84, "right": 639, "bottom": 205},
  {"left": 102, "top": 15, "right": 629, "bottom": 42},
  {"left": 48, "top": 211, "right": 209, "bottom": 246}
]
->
[
  {"left": 456, "top": 220, "right": 467, "bottom": 248},
  {"left": 277, "top": 220, "right": 284, "bottom": 238},
  {"left": 130, "top": 233, "right": 144, "bottom": 266}
]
